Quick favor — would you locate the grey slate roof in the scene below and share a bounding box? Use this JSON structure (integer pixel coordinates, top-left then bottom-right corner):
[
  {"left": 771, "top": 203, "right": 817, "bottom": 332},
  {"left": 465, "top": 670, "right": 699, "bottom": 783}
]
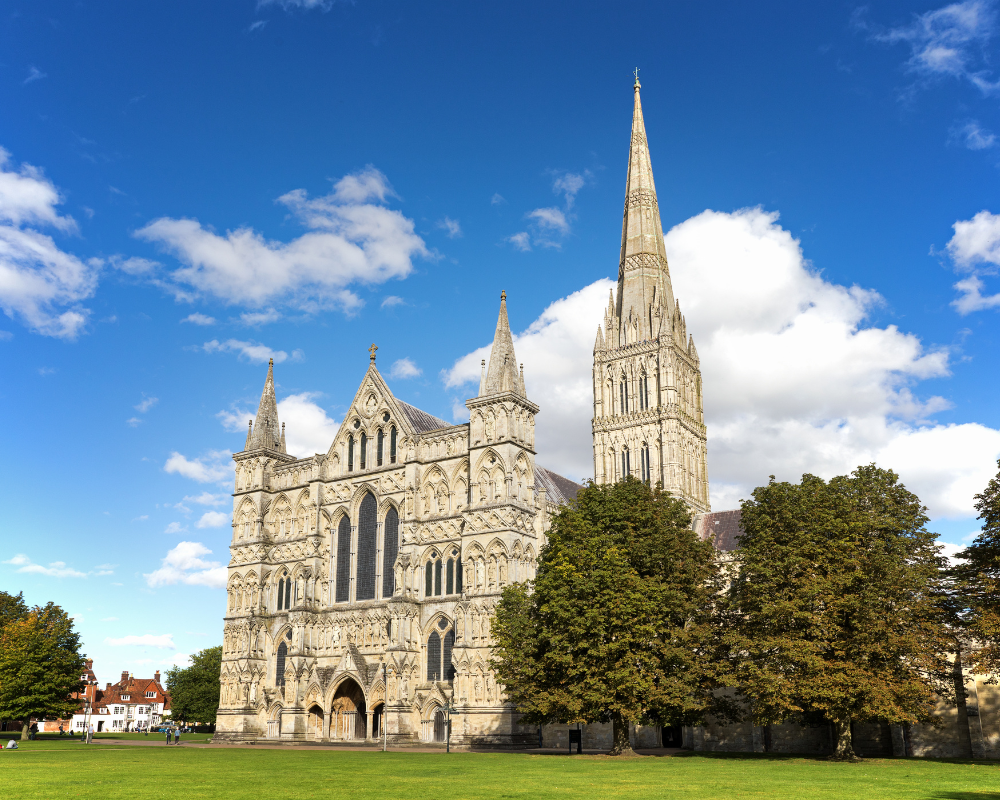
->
[
  {"left": 396, "top": 400, "right": 450, "bottom": 433},
  {"left": 693, "top": 509, "right": 743, "bottom": 552},
  {"left": 534, "top": 465, "right": 584, "bottom": 505}
]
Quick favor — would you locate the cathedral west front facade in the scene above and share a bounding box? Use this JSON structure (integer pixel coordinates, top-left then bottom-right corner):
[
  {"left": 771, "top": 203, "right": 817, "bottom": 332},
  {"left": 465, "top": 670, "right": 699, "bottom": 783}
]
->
[{"left": 215, "top": 76, "right": 708, "bottom": 748}]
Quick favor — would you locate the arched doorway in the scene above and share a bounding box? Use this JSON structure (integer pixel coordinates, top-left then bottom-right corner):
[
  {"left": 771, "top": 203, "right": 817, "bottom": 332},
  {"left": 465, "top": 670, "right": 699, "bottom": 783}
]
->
[
  {"left": 433, "top": 709, "right": 446, "bottom": 743},
  {"left": 662, "top": 725, "right": 682, "bottom": 748},
  {"left": 332, "top": 678, "right": 367, "bottom": 740},
  {"left": 372, "top": 702, "right": 384, "bottom": 739},
  {"left": 307, "top": 705, "right": 324, "bottom": 739}
]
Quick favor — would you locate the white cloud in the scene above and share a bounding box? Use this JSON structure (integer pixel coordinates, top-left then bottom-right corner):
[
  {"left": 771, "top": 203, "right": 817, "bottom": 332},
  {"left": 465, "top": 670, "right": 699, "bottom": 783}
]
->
[
  {"left": 381, "top": 295, "right": 404, "bottom": 308},
  {"left": 180, "top": 312, "right": 216, "bottom": 325},
  {"left": 551, "top": 171, "right": 589, "bottom": 208},
  {"left": 135, "top": 395, "right": 158, "bottom": 413},
  {"left": 527, "top": 207, "right": 570, "bottom": 235},
  {"left": 947, "top": 210, "right": 1000, "bottom": 313},
  {"left": 126, "top": 417, "right": 142, "bottom": 427},
  {"left": 202, "top": 338, "right": 290, "bottom": 364},
  {"left": 183, "top": 491, "right": 226, "bottom": 506},
  {"left": 144, "top": 541, "right": 227, "bottom": 588},
  {"left": 506, "top": 232, "right": 531, "bottom": 252},
  {"left": 247, "top": 20, "right": 267, "bottom": 32},
  {"left": 491, "top": 193, "right": 506, "bottom": 206},
  {"left": 164, "top": 522, "right": 187, "bottom": 535},
  {"left": 3, "top": 553, "right": 87, "bottom": 578},
  {"left": 23, "top": 66, "right": 47, "bottom": 86},
  {"left": 109, "top": 256, "right": 159, "bottom": 275},
  {"left": 101, "top": 616, "right": 119, "bottom": 622},
  {"left": 436, "top": 217, "right": 462, "bottom": 239},
  {"left": 951, "top": 119, "right": 997, "bottom": 149},
  {"left": 446, "top": 207, "right": 1000, "bottom": 519},
  {"left": 219, "top": 391, "right": 339, "bottom": 457},
  {"left": 104, "top": 633, "right": 176, "bottom": 649},
  {"left": 136, "top": 166, "right": 428, "bottom": 313},
  {"left": 390, "top": 357, "right": 422, "bottom": 379},
  {"left": 258, "top": 0, "right": 333, "bottom": 8},
  {"left": 240, "top": 308, "right": 281, "bottom": 326},
  {"left": 871, "top": 0, "right": 1000, "bottom": 95},
  {"left": 196, "top": 511, "right": 229, "bottom": 528},
  {"left": 0, "top": 148, "right": 99, "bottom": 339},
  {"left": 163, "top": 449, "right": 232, "bottom": 483}
]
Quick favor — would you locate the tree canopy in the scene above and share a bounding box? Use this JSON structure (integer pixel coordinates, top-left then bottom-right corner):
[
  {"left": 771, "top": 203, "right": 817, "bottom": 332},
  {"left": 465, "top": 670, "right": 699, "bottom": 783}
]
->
[
  {"left": 166, "top": 645, "right": 222, "bottom": 726},
  {"left": 954, "top": 458, "right": 1000, "bottom": 680},
  {"left": 719, "top": 465, "right": 951, "bottom": 759},
  {"left": 491, "top": 477, "right": 722, "bottom": 755},
  {"left": 0, "top": 592, "right": 86, "bottom": 740}
]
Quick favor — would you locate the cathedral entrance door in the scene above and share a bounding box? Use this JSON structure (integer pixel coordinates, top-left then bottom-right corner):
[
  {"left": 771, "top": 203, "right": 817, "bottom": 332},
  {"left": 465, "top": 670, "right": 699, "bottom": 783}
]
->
[
  {"left": 662, "top": 725, "right": 683, "bottom": 748},
  {"left": 433, "top": 710, "right": 446, "bottom": 743},
  {"left": 332, "top": 678, "right": 367, "bottom": 740}
]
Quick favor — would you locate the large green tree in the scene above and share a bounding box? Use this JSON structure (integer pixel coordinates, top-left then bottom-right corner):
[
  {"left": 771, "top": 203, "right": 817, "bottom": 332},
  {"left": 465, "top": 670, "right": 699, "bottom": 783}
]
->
[
  {"left": 719, "top": 465, "right": 951, "bottom": 759},
  {"left": 166, "top": 645, "right": 222, "bottom": 725},
  {"left": 954, "top": 458, "right": 1000, "bottom": 679},
  {"left": 0, "top": 593, "right": 85, "bottom": 740},
  {"left": 491, "top": 477, "right": 722, "bottom": 755}
]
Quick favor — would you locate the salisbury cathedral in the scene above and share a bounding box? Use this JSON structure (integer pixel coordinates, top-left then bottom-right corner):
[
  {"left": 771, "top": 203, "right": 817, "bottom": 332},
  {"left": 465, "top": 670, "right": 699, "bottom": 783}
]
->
[{"left": 215, "top": 79, "right": 999, "bottom": 758}]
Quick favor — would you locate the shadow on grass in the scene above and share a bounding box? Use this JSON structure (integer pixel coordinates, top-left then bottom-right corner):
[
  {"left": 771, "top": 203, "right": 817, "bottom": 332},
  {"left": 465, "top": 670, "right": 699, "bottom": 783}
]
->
[{"left": 927, "top": 794, "right": 1000, "bottom": 799}]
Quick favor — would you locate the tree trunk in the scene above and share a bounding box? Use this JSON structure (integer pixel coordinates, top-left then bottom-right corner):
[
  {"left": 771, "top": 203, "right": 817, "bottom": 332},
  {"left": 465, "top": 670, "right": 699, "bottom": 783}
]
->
[
  {"left": 830, "top": 719, "right": 858, "bottom": 761},
  {"left": 608, "top": 713, "right": 635, "bottom": 756},
  {"left": 20, "top": 721, "right": 29, "bottom": 741}
]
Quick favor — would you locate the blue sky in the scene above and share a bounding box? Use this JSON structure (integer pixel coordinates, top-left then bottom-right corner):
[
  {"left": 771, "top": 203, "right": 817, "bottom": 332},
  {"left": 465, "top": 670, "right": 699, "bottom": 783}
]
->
[{"left": 2, "top": 0, "right": 1000, "bottom": 683}]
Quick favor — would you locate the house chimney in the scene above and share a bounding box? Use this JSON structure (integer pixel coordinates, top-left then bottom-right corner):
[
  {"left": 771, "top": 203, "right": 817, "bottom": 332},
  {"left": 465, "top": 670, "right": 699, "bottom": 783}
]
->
[
  {"left": 121, "top": 670, "right": 129, "bottom": 684},
  {"left": 154, "top": 671, "right": 160, "bottom": 684},
  {"left": 105, "top": 683, "right": 111, "bottom": 691}
]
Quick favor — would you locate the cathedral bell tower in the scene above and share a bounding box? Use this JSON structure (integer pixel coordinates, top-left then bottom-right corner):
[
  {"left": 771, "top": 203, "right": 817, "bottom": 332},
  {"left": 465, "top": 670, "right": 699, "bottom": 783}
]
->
[{"left": 592, "top": 77, "right": 710, "bottom": 513}]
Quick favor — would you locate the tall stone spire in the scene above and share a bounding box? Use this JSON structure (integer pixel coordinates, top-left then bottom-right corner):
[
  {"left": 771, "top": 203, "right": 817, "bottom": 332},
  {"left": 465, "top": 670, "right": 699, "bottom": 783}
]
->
[
  {"left": 247, "top": 358, "right": 284, "bottom": 452},
  {"left": 616, "top": 75, "right": 674, "bottom": 343},
  {"left": 481, "top": 291, "right": 524, "bottom": 397}
]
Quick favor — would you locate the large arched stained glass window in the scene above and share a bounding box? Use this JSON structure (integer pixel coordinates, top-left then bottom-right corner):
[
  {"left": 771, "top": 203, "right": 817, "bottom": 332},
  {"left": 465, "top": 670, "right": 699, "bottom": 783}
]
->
[
  {"left": 382, "top": 507, "right": 399, "bottom": 598},
  {"left": 355, "top": 493, "right": 377, "bottom": 601},
  {"left": 336, "top": 516, "right": 351, "bottom": 603},
  {"left": 275, "top": 641, "right": 287, "bottom": 687},
  {"left": 427, "top": 631, "right": 442, "bottom": 682}
]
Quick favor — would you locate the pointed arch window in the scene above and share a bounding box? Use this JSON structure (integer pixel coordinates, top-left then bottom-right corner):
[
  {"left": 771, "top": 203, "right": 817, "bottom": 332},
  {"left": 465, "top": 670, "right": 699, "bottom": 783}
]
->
[
  {"left": 427, "top": 618, "right": 456, "bottom": 683},
  {"left": 356, "top": 493, "right": 377, "bottom": 601},
  {"left": 360, "top": 432, "right": 367, "bottom": 470},
  {"left": 347, "top": 436, "right": 355, "bottom": 472},
  {"left": 390, "top": 426, "right": 397, "bottom": 464},
  {"left": 639, "top": 373, "right": 649, "bottom": 410},
  {"left": 377, "top": 429, "right": 384, "bottom": 467},
  {"left": 641, "top": 443, "right": 650, "bottom": 485},
  {"left": 620, "top": 377, "right": 629, "bottom": 414},
  {"left": 275, "top": 640, "right": 287, "bottom": 687},
  {"left": 446, "top": 558, "right": 454, "bottom": 595},
  {"left": 621, "top": 447, "right": 631, "bottom": 480},
  {"left": 382, "top": 506, "right": 399, "bottom": 598},
  {"left": 336, "top": 516, "right": 351, "bottom": 603}
]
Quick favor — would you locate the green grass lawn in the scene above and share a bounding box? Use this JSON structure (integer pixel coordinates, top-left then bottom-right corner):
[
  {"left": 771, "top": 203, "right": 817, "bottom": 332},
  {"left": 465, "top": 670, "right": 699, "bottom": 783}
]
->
[{"left": 1, "top": 734, "right": 998, "bottom": 799}]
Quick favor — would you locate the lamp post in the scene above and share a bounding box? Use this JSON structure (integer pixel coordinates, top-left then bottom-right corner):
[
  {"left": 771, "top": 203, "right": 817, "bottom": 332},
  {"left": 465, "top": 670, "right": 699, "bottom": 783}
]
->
[
  {"left": 382, "top": 663, "right": 388, "bottom": 753},
  {"left": 442, "top": 698, "right": 458, "bottom": 754}
]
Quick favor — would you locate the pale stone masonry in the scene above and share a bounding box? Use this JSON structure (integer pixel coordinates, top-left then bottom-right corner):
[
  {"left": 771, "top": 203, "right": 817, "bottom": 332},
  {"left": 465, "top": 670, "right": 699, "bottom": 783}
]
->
[
  {"left": 215, "top": 296, "right": 581, "bottom": 745},
  {"left": 592, "top": 77, "right": 710, "bottom": 513}
]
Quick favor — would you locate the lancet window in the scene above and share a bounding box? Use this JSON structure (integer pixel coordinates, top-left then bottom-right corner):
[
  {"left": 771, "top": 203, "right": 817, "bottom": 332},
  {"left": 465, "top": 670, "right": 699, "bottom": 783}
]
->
[
  {"left": 347, "top": 436, "right": 355, "bottom": 472},
  {"left": 360, "top": 432, "right": 368, "bottom": 470},
  {"left": 621, "top": 447, "right": 631, "bottom": 480},
  {"left": 336, "top": 516, "right": 351, "bottom": 603},
  {"left": 619, "top": 378, "right": 629, "bottom": 414},
  {"left": 276, "top": 570, "right": 291, "bottom": 611},
  {"left": 640, "top": 443, "right": 650, "bottom": 485},
  {"left": 275, "top": 640, "right": 287, "bottom": 688},
  {"left": 377, "top": 429, "right": 384, "bottom": 467},
  {"left": 639, "top": 373, "right": 650, "bottom": 410},
  {"left": 425, "top": 548, "right": 461, "bottom": 597},
  {"left": 390, "top": 426, "right": 397, "bottom": 463},
  {"left": 382, "top": 506, "right": 399, "bottom": 598},
  {"left": 356, "top": 493, "right": 377, "bottom": 601},
  {"left": 426, "top": 617, "right": 456, "bottom": 683}
]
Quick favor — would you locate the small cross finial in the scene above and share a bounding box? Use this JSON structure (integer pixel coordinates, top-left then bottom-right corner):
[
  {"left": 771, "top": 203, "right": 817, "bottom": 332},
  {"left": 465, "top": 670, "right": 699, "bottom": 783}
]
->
[
  {"left": 369, "top": 343, "right": 378, "bottom": 363},
  {"left": 501, "top": 290, "right": 506, "bottom": 301},
  {"left": 633, "top": 67, "right": 640, "bottom": 87}
]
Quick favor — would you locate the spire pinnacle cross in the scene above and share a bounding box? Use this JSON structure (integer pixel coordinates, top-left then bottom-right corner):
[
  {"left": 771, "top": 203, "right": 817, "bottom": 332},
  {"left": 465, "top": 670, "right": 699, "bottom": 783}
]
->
[
  {"left": 501, "top": 290, "right": 506, "bottom": 301},
  {"left": 369, "top": 343, "right": 378, "bottom": 363},
  {"left": 633, "top": 67, "right": 640, "bottom": 87}
]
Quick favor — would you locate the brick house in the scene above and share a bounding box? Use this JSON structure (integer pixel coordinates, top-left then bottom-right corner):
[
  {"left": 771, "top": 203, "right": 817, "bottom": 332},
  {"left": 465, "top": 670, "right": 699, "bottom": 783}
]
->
[{"left": 73, "top": 670, "right": 171, "bottom": 733}]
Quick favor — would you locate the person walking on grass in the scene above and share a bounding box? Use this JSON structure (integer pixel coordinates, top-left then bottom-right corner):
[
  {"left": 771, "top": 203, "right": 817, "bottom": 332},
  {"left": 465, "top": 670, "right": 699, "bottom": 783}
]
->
[
  {"left": 174, "top": 727, "right": 180, "bottom": 746},
  {"left": 165, "top": 727, "right": 171, "bottom": 745},
  {"left": 88, "top": 724, "right": 94, "bottom": 744}
]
